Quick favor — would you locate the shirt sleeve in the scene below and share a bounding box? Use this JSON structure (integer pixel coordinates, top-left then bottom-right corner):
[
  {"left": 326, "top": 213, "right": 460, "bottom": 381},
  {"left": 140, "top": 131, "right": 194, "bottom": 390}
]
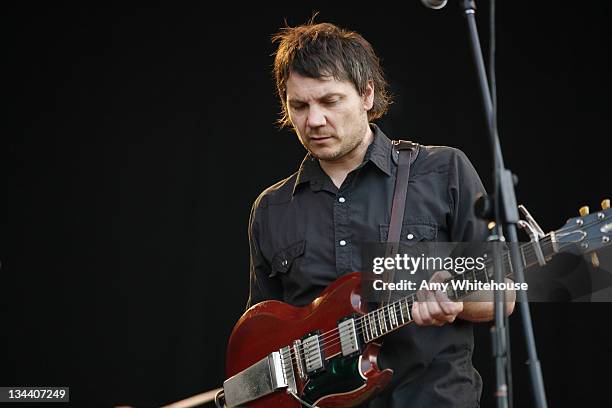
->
[
  {"left": 447, "top": 149, "right": 489, "bottom": 243},
  {"left": 246, "top": 197, "right": 283, "bottom": 310}
]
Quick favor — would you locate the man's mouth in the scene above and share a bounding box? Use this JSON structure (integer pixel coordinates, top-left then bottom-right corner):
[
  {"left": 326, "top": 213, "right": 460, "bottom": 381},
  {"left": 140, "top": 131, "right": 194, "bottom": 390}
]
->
[{"left": 309, "top": 136, "right": 333, "bottom": 144}]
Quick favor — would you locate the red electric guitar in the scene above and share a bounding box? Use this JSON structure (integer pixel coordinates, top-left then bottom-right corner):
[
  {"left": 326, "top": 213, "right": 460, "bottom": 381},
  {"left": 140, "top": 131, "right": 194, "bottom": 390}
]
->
[{"left": 222, "top": 202, "right": 611, "bottom": 407}]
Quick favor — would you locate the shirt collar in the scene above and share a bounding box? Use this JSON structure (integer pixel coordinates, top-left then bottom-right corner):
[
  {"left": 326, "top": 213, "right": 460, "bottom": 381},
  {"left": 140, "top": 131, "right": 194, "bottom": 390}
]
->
[
  {"left": 365, "top": 123, "right": 394, "bottom": 176},
  {"left": 293, "top": 154, "right": 323, "bottom": 194},
  {"left": 293, "top": 124, "right": 394, "bottom": 195}
]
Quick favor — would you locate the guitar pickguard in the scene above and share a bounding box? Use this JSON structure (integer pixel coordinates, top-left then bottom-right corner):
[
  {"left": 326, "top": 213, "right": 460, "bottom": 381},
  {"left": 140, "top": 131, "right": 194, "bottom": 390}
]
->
[{"left": 302, "top": 354, "right": 365, "bottom": 405}]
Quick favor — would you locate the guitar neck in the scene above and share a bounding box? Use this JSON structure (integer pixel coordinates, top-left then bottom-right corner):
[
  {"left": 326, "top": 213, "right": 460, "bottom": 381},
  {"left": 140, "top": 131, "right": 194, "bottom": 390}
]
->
[{"left": 361, "top": 235, "right": 556, "bottom": 343}]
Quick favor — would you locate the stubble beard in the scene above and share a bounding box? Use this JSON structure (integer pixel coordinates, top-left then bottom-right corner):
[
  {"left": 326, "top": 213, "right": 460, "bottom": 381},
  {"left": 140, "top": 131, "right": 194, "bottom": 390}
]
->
[
  {"left": 312, "top": 135, "right": 362, "bottom": 162},
  {"left": 306, "top": 122, "right": 369, "bottom": 162}
]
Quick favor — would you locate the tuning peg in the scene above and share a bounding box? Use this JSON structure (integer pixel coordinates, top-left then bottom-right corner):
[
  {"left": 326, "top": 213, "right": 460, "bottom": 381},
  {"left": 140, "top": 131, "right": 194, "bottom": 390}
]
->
[
  {"left": 591, "top": 253, "right": 600, "bottom": 267},
  {"left": 578, "top": 206, "right": 600, "bottom": 266},
  {"left": 591, "top": 199, "right": 610, "bottom": 267}
]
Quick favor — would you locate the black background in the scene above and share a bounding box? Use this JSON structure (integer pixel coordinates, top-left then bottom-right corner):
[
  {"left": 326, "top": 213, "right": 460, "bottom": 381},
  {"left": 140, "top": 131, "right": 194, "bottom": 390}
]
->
[{"left": 3, "top": 2, "right": 611, "bottom": 407}]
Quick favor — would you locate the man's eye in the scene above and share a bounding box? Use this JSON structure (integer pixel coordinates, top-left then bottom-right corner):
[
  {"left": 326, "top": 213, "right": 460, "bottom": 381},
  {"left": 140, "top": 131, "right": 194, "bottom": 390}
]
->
[
  {"left": 324, "top": 99, "right": 339, "bottom": 105},
  {"left": 291, "top": 104, "right": 306, "bottom": 111}
]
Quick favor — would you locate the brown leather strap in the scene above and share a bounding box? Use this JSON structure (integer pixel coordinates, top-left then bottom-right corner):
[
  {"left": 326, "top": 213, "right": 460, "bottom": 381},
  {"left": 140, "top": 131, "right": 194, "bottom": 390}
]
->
[{"left": 381, "top": 140, "right": 419, "bottom": 306}]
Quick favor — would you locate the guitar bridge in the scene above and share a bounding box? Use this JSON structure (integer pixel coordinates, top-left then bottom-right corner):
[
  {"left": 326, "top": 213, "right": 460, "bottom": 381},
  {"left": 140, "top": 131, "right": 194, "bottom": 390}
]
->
[{"left": 293, "top": 339, "right": 307, "bottom": 381}]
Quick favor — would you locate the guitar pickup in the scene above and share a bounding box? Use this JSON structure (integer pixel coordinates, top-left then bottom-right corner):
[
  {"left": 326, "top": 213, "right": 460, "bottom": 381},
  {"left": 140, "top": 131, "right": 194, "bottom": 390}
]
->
[
  {"left": 338, "top": 316, "right": 361, "bottom": 356},
  {"left": 302, "top": 331, "right": 325, "bottom": 375}
]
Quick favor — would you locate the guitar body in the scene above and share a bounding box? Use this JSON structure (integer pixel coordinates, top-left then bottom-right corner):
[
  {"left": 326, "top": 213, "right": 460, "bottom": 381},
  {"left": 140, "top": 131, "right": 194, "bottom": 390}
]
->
[{"left": 225, "top": 272, "right": 393, "bottom": 407}]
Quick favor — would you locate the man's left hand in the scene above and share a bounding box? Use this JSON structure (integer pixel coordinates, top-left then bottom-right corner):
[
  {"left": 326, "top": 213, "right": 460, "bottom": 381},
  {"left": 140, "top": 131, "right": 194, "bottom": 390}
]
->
[{"left": 412, "top": 270, "right": 463, "bottom": 326}]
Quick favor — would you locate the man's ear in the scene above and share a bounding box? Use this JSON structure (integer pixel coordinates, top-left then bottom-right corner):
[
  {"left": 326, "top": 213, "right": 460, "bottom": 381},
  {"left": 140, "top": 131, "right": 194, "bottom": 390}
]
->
[{"left": 363, "top": 80, "right": 374, "bottom": 111}]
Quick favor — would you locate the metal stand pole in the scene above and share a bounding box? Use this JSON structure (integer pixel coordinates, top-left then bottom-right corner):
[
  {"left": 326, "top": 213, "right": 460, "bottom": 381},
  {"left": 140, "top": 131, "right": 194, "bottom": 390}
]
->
[{"left": 460, "top": 1, "right": 548, "bottom": 407}]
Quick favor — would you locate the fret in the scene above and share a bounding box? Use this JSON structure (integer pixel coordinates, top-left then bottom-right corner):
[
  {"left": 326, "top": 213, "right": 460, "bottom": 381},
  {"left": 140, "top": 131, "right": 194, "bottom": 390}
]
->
[
  {"left": 363, "top": 314, "right": 371, "bottom": 342},
  {"left": 371, "top": 313, "right": 378, "bottom": 338},
  {"left": 542, "top": 238, "right": 556, "bottom": 260},
  {"left": 472, "top": 269, "right": 482, "bottom": 283},
  {"left": 398, "top": 301, "right": 405, "bottom": 324},
  {"left": 527, "top": 248, "right": 538, "bottom": 268},
  {"left": 455, "top": 276, "right": 465, "bottom": 298},
  {"left": 402, "top": 298, "right": 411, "bottom": 322},
  {"left": 396, "top": 304, "right": 401, "bottom": 327},
  {"left": 372, "top": 311, "right": 379, "bottom": 336},
  {"left": 521, "top": 249, "right": 532, "bottom": 269},
  {"left": 388, "top": 304, "right": 398, "bottom": 328},
  {"left": 370, "top": 312, "right": 378, "bottom": 338},
  {"left": 506, "top": 253, "right": 513, "bottom": 276},
  {"left": 519, "top": 245, "right": 527, "bottom": 270},
  {"left": 370, "top": 313, "right": 378, "bottom": 338},
  {"left": 483, "top": 259, "right": 508, "bottom": 283},
  {"left": 523, "top": 241, "right": 543, "bottom": 270},
  {"left": 377, "top": 309, "right": 388, "bottom": 334}
]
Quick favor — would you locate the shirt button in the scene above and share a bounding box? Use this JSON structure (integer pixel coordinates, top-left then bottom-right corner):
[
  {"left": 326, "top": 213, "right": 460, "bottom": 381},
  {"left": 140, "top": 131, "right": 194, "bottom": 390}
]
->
[
  {"left": 338, "top": 197, "right": 346, "bottom": 203},
  {"left": 339, "top": 240, "right": 347, "bottom": 246},
  {"left": 407, "top": 233, "right": 414, "bottom": 240}
]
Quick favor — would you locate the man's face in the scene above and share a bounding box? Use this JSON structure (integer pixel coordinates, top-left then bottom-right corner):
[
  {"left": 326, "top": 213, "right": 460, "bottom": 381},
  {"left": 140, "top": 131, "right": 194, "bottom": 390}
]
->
[{"left": 286, "top": 72, "right": 374, "bottom": 162}]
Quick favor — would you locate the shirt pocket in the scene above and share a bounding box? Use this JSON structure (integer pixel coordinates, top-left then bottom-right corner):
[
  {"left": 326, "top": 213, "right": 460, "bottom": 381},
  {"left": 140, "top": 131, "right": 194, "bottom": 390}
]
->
[
  {"left": 269, "top": 239, "right": 306, "bottom": 277},
  {"left": 379, "top": 223, "right": 438, "bottom": 245}
]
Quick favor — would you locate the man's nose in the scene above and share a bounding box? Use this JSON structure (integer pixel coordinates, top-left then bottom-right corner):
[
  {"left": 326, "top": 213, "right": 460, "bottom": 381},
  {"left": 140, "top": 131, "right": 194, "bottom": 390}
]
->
[{"left": 306, "top": 105, "right": 326, "bottom": 128}]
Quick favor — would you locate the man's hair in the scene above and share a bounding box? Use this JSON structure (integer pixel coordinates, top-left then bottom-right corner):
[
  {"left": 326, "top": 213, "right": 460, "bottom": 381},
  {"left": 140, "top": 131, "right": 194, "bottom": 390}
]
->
[{"left": 272, "top": 21, "right": 392, "bottom": 128}]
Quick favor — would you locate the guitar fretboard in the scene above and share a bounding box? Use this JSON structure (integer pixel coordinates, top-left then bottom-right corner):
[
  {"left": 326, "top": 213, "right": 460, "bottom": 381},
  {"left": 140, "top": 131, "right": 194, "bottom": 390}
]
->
[{"left": 360, "top": 238, "right": 557, "bottom": 343}]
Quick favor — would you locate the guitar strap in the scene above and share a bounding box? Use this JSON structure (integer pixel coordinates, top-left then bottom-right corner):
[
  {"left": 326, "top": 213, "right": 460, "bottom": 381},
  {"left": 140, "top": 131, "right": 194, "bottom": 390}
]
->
[{"left": 380, "top": 140, "right": 419, "bottom": 307}]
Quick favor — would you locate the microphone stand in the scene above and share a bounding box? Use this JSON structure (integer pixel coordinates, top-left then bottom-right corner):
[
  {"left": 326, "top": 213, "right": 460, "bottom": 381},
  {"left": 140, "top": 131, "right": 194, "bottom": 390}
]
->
[{"left": 458, "top": 1, "right": 548, "bottom": 407}]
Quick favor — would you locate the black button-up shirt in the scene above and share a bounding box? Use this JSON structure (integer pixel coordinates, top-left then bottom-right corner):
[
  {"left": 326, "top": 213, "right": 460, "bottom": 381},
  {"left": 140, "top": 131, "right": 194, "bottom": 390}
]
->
[{"left": 247, "top": 124, "right": 488, "bottom": 407}]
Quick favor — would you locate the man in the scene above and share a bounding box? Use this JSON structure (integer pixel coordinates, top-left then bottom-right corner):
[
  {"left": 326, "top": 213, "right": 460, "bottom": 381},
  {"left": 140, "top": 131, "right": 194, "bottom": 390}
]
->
[{"left": 247, "top": 21, "right": 515, "bottom": 407}]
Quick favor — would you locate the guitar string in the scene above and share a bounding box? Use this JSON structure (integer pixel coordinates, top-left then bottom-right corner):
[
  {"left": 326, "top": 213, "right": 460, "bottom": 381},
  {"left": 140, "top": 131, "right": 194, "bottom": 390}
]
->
[
  {"left": 284, "top": 233, "right": 591, "bottom": 361},
  {"left": 291, "top": 233, "right": 605, "bottom": 363},
  {"left": 283, "top": 237, "right": 559, "bottom": 363},
  {"left": 280, "top": 218, "right": 607, "bottom": 362},
  {"left": 291, "top": 214, "right": 608, "bottom": 357},
  {"left": 279, "top": 217, "right": 610, "bottom": 371},
  {"left": 318, "top": 238, "right": 567, "bottom": 356},
  {"left": 286, "top": 235, "right": 557, "bottom": 358},
  {"left": 285, "top": 257, "right": 491, "bottom": 362},
  {"left": 286, "top": 237, "right": 558, "bottom": 361},
  {"left": 280, "top": 234, "right": 591, "bottom": 367},
  {"left": 302, "top": 221, "right": 603, "bottom": 353}
]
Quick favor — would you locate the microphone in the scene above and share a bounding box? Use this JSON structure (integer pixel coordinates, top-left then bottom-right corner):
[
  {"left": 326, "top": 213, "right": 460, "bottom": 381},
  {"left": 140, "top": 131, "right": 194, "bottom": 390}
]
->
[{"left": 420, "top": 0, "right": 448, "bottom": 9}]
